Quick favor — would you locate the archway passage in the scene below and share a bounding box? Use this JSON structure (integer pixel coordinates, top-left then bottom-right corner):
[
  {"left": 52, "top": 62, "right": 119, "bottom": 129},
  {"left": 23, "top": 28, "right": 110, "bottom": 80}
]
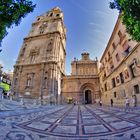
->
[{"left": 85, "top": 90, "right": 92, "bottom": 104}]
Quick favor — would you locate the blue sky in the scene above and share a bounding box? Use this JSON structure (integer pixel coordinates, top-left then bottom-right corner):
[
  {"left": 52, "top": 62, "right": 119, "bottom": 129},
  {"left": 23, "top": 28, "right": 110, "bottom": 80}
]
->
[{"left": 0, "top": 0, "right": 118, "bottom": 74}]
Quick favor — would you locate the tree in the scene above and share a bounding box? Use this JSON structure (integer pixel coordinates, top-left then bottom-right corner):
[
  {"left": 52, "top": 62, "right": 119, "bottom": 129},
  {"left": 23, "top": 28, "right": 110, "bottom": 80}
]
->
[
  {"left": 0, "top": 0, "right": 36, "bottom": 47},
  {"left": 110, "top": 0, "right": 140, "bottom": 42}
]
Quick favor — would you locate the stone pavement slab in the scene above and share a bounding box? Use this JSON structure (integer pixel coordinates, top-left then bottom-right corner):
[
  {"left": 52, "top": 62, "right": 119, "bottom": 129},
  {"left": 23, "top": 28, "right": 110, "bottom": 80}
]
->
[{"left": 0, "top": 104, "right": 140, "bottom": 139}]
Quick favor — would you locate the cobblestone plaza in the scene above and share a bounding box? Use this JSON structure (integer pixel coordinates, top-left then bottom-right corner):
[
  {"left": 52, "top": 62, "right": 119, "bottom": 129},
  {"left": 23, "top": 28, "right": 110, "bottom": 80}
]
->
[{"left": 0, "top": 100, "right": 140, "bottom": 140}]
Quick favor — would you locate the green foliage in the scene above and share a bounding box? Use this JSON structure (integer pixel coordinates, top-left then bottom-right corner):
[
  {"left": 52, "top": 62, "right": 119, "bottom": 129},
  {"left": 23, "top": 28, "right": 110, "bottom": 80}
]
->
[
  {"left": 0, "top": 82, "right": 10, "bottom": 92},
  {"left": 110, "top": 0, "right": 140, "bottom": 42},
  {"left": 0, "top": 0, "right": 36, "bottom": 46}
]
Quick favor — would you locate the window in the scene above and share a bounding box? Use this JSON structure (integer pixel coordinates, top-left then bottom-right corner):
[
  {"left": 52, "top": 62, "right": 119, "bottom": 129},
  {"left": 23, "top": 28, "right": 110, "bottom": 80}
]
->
[
  {"left": 118, "top": 30, "right": 123, "bottom": 43},
  {"left": 120, "top": 72, "right": 124, "bottom": 83},
  {"left": 116, "top": 75, "right": 120, "bottom": 84},
  {"left": 56, "top": 14, "right": 60, "bottom": 17},
  {"left": 129, "top": 63, "right": 136, "bottom": 78},
  {"left": 44, "top": 77, "right": 47, "bottom": 88},
  {"left": 49, "top": 13, "right": 53, "bottom": 17},
  {"left": 134, "top": 85, "right": 139, "bottom": 94},
  {"left": 112, "top": 78, "right": 116, "bottom": 88},
  {"left": 103, "top": 72, "right": 106, "bottom": 79},
  {"left": 112, "top": 42, "right": 116, "bottom": 50},
  {"left": 118, "top": 30, "right": 122, "bottom": 38},
  {"left": 108, "top": 51, "right": 111, "bottom": 59},
  {"left": 122, "top": 41, "right": 131, "bottom": 56},
  {"left": 110, "top": 60, "right": 114, "bottom": 70},
  {"left": 124, "top": 68, "right": 130, "bottom": 79},
  {"left": 104, "top": 83, "right": 107, "bottom": 91},
  {"left": 30, "top": 53, "right": 36, "bottom": 63},
  {"left": 122, "top": 90, "right": 126, "bottom": 98},
  {"left": 114, "top": 92, "right": 117, "bottom": 98},
  {"left": 116, "top": 53, "right": 120, "bottom": 62}
]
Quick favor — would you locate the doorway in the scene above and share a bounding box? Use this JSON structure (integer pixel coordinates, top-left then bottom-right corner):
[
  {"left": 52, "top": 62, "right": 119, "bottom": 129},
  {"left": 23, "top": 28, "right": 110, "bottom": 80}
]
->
[{"left": 85, "top": 90, "right": 92, "bottom": 104}]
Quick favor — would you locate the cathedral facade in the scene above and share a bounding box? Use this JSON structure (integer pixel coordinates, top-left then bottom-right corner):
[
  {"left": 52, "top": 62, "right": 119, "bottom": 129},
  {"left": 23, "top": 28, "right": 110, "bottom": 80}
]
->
[
  {"left": 12, "top": 7, "right": 100, "bottom": 104},
  {"left": 62, "top": 53, "right": 100, "bottom": 104}
]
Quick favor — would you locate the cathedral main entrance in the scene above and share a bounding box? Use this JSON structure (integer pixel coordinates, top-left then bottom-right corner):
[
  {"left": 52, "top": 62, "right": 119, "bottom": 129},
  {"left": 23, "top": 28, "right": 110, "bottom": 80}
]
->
[
  {"left": 85, "top": 90, "right": 92, "bottom": 104},
  {"left": 79, "top": 83, "right": 94, "bottom": 104}
]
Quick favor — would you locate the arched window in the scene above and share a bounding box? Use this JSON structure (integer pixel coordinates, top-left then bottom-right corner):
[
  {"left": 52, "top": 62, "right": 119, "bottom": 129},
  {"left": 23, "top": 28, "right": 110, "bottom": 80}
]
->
[
  {"left": 56, "top": 14, "right": 60, "bottom": 17},
  {"left": 30, "top": 52, "right": 36, "bottom": 63},
  {"left": 49, "top": 13, "right": 53, "bottom": 17}
]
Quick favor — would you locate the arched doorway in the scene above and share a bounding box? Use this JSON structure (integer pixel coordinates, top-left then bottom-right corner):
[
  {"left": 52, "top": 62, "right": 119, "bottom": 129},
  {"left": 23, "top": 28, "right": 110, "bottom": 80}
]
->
[
  {"left": 79, "top": 83, "right": 95, "bottom": 104},
  {"left": 85, "top": 90, "right": 92, "bottom": 104}
]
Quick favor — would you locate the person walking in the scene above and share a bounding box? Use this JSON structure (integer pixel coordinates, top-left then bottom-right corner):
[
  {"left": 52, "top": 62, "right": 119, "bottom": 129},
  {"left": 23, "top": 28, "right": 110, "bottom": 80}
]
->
[
  {"left": 131, "top": 95, "right": 137, "bottom": 111},
  {"left": 110, "top": 99, "right": 113, "bottom": 107},
  {"left": 125, "top": 98, "right": 130, "bottom": 111},
  {"left": 99, "top": 100, "right": 102, "bottom": 106}
]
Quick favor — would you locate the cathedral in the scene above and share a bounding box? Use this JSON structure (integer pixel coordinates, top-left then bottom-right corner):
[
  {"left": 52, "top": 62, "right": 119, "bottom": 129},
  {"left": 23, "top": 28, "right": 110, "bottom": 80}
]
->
[{"left": 12, "top": 7, "right": 100, "bottom": 104}]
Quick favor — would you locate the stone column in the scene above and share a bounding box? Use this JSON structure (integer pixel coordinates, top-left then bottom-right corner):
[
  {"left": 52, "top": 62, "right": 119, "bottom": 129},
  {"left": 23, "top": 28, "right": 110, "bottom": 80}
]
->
[
  {"left": 17, "top": 66, "right": 22, "bottom": 98},
  {"left": 52, "top": 66, "right": 55, "bottom": 104},
  {"left": 40, "top": 63, "right": 45, "bottom": 105},
  {"left": 54, "top": 36, "right": 60, "bottom": 61},
  {"left": 49, "top": 66, "right": 53, "bottom": 104}
]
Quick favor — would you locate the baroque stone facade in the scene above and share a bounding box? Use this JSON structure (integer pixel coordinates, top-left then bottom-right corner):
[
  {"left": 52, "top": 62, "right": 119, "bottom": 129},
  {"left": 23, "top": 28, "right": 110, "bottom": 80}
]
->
[
  {"left": 62, "top": 53, "right": 100, "bottom": 104},
  {"left": 13, "top": 7, "right": 66, "bottom": 103}
]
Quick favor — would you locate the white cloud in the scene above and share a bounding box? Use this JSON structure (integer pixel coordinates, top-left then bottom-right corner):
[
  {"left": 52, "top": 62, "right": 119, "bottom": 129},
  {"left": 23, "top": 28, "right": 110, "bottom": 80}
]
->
[
  {"left": 69, "top": 0, "right": 92, "bottom": 14},
  {"left": 95, "top": 10, "right": 109, "bottom": 17},
  {"left": 89, "top": 22, "right": 103, "bottom": 29}
]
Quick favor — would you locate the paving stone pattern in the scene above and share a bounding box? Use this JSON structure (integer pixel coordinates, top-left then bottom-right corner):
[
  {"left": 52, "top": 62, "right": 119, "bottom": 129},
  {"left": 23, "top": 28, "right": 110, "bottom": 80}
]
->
[{"left": 0, "top": 105, "right": 140, "bottom": 140}]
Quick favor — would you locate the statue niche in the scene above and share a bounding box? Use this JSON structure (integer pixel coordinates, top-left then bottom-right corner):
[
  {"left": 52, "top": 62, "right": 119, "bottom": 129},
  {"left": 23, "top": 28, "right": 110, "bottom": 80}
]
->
[{"left": 47, "top": 42, "right": 53, "bottom": 52}]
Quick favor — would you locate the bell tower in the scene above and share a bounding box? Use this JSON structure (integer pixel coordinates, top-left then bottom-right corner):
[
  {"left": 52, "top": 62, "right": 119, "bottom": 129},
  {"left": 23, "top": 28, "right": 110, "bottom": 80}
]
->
[{"left": 13, "top": 7, "right": 66, "bottom": 104}]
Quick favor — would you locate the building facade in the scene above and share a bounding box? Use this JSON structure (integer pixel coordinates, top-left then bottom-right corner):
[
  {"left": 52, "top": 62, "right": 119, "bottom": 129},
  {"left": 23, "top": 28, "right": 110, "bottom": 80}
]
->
[
  {"left": 62, "top": 53, "right": 100, "bottom": 104},
  {"left": 99, "top": 16, "right": 140, "bottom": 106},
  {"left": 13, "top": 7, "right": 66, "bottom": 104},
  {"left": 13, "top": 8, "right": 140, "bottom": 105}
]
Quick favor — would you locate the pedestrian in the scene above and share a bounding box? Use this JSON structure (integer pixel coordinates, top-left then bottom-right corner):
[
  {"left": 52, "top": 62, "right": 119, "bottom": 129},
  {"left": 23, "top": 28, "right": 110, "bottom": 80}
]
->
[
  {"left": 110, "top": 98, "right": 113, "bottom": 107},
  {"left": 99, "top": 100, "right": 102, "bottom": 106},
  {"left": 125, "top": 98, "right": 130, "bottom": 111},
  {"left": 133, "top": 95, "right": 137, "bottom": 107}
]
